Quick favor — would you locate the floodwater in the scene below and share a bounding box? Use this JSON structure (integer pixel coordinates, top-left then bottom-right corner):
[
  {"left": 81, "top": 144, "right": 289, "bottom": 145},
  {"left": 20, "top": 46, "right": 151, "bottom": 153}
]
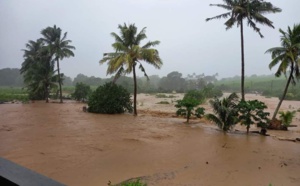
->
[{"left": 0, "top": 99, "right": 300, "bottom": 186}]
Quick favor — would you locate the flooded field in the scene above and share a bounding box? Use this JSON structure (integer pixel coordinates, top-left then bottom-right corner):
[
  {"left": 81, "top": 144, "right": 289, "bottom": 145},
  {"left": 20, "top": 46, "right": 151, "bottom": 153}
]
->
[{"left": 0, "top": 94, "right": 300, "bottom": 186}]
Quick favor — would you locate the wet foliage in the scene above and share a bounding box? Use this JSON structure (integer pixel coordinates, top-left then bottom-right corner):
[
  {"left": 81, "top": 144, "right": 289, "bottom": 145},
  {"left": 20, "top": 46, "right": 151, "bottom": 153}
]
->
[{"left": 88, "top": 82, "right": 133, "bottom": 114}]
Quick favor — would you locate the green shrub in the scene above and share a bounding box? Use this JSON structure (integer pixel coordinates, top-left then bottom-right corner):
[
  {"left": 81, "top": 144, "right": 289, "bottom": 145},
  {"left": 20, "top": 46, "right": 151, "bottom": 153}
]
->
[
  {"left": 237, "top": 100, "right": 270, "bottom": 133},
  {"left": 108, "top": 179, "right": 147, "bottom": 186},
  {"left": 279, "top": 110, "right": 296, "bottom": 127},
  {"left": 175, "top": 97, "right": 205, "bottom": 123},
  {"left": 72, "top": 82, "right": 91, "bottom": 101},
  {"left": 195, "top": 107, "right": 205, "bottom": 118},
  {"left": 202, "top": 84, "right": 223, "bottom": 98},
  {"left": 88, "top": 82, "right": 133, "bottom": 114},
  {"left": 184, "top": 90, "right": 205, "bottom": 104},
  {"left": 120, "top": 180, "right": 146, "bottom": 186},
  {"left": 205, "top": 93, "right": 239, "bottom": 131},
  {"left": 156, "top": 94, "right": 168, "bottom": 98},
  {"left": 155, "top": 94, "right": 176, "bottom": 98},
  {"left": 156, "top": 101, "right": 169, "bottom": 104}
]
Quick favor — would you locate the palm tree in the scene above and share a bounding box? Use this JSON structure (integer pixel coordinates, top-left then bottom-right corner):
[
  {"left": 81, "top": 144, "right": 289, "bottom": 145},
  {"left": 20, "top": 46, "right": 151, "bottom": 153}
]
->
[
  {"left": 266, "top": 24, "right": 300, "bottom": 120},
  {"left": 279, "top": 111, "right": 296, "bottom": 128},
  {"left": 41, "top": 25, "right": 75, "bottom": 103},
  {"left": 20, "top": 39, "right": 43, "bottom": 74},
  {"left": 205, "top": 93, "right": 239, "bottom": 131},
  {"left": 100, "top": 23, "right": 163, "bottom": 115},
  {"left": 206, "top": 0, "right": 281, "bottom": 101},
  {"left": 21, "top": 40, "right": 58, "bottom": 102}
]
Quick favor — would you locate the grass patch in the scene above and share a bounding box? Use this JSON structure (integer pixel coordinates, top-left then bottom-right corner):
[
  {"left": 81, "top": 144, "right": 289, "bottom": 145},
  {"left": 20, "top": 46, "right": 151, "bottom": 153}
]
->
[
  {"left": 156, "top": 101, "right": 169, "bottom": 104},
  {"left": 156, "top": 94, "right": 177, "bottom": 98},
  {"left": 0, "top": 87, "right": 29, "bottom": 102},
  {"left": 108, "top": 179, "right": 147, "bottom": 186}
]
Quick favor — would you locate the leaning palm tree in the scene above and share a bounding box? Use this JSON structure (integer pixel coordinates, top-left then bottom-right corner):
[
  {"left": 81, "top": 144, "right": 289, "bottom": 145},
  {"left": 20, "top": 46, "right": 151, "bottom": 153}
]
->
[
  {"left": 100, "top": 23, "right": 163, "bottom": 115},
  {"left": 21, "top": 40, "right": 58, "bottom": 102},
  {"left": 20, "top": 39, "right": 44, "bottom": 74},
  {"left": 206, "top": 0, "right": 281, "bottom": 101},
  {"left": 205, "top": 93, "right": 239, "bottom": 131},
  {"left": 266, "top": 24, "right": 300, "bottom": 120},
  {"left": 41, "top": 25, "right": 75, "bottom": 103}
]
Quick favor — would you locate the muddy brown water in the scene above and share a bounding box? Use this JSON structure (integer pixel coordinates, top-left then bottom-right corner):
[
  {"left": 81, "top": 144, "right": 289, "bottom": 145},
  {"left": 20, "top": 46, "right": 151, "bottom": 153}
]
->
[{"left": 0, "top": 100, "right": 300, "bottom": 186}]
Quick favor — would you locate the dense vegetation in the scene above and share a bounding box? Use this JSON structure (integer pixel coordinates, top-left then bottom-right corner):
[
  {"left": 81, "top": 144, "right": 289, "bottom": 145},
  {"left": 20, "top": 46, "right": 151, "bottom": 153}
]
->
[
  {"left": 215, "top": 75, "right": 300, "bottom": 100},
  {"left": 20, "top": 25, "right": 75, "bottom": 102},
  {"left": 2, "top": 68, "right": 300, "bottom": 102},
  {"left": 88, "top": 82, "right": 133, "bottom": 114},
  {"left": 0, "top": 68, "right": 24, "bottom": 86},
  {"left": 205, "top": 93, "right": 270, "bottom": 133},
  {"left": 175, "top": 97, "right": 205, "bottom": 123},
  {"left": 0, "top": 87, "right": 28, "bottom": 103},
  {"left": 72, "top": 82, "right": 91, "bottom": 101}
]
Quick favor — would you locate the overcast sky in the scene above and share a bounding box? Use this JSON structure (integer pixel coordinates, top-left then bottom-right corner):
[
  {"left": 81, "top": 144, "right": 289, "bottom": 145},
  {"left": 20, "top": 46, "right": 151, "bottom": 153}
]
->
[{"left": 0, "top": 0, "right": 299, "bottom": 79}]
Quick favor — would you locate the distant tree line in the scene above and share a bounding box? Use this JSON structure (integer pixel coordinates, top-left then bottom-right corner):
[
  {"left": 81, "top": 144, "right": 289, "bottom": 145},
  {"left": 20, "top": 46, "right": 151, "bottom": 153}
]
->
[
  {"left": 2, "top": 67, "right": 300, "bottom": 101},
  {"left": 0, "top": 68, "right": 24, "bottom": 86}
]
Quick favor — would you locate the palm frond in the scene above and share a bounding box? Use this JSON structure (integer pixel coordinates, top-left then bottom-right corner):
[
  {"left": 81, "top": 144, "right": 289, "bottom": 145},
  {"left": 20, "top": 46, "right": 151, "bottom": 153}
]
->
[
  {"left": 138, "top": 63, "right": 149, "bottom": 80},
  {"left": 111, "top": 32, "right": 124, "bottom": 44},
  {"left": 142, "top": 40, "right": 160, "bottom": 49},
  {"left": 135, "top": 27, "right": 147, "bottom": 44},
  {"left": 268, "top": 54, "right": 287, "bottom": 70},
  {"left": 251, "top": 13, "right": 274, "bottom": 29},
  {"left": 206, "top": 12, "right": 231, "bottom": 22},
  {"left": 209, "top": 3, "right": 232, "bottom": 10},
  {"left": 205, "top": 114, "right": 223, "bottom": 129},
  {"left": 112, "top": 67, "right": 125, "bottom": 83},
  {"left": 247, "top": 18, "right": 263, "bottom": 38},
  {"left": 256, "top": 2, "right": 282, "bottom": 14},
  {"left": 225, "top": 17, "right": 236, "bottom": 29}
]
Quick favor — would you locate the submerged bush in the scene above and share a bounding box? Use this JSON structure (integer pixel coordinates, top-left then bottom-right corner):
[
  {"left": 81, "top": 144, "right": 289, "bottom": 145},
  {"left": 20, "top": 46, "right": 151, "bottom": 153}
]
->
[
  {"left": 279, "top": 110, "right": 296, "bottom": 127},
  {"left": 156, "top": 101, "right": 169, "bottom": 104},
  {"left": 205, "top": 93, "right": 239, "bottom": 131},
  {"left": 184, "top": 90, "right": 205, "bottom": 104},
  {"left": 108, "top": 179, "right": 147, "bottom": 186},
  {"left": 175, "top": 97, "right": 205, "bottom": 123},
  {"left": 238, "top": 100, "right": 270, "bottom": 133},
  {"left": 72, "top": 82, "right": 91, "bottom": 101},
  {"left": 201, "top": 83, "right": 223, "bottom": 98},
  {"left": 88, "top": 82, "right": 133, "bottom": 114}
]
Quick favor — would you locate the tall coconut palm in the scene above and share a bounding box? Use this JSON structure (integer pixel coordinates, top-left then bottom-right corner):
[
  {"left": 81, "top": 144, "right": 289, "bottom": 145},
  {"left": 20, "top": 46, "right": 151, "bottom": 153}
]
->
[
  {"left": 100, "top": 23, "right": 163, "bottom": 116},
  {"left": 41, "top": 25, "right": 75, "bottom": 103},
  {"left": 266, "top": 24, "right": 300, "bottom": 120},
  {"left": 206, "top": 0, "right": 281, "bottom": 101}
]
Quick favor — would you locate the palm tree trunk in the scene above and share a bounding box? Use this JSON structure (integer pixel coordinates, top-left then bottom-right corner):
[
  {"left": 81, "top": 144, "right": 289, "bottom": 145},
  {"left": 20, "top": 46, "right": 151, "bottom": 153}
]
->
[
  {"left": 56, "top": 59, "right": 63, "bottom": 103},
  {"left": 187, "top": 110, "right": 190, "bottom": 123},
  {"left": 45, "top": 84, "right": 49, "bottom": 103},
  {"left": 272, "top": 67, "right": 294, "bottom": 120},
  {"left": 240, "top": 20, "right": 245, "bottom": 101},
  {"left": 133, "top": 63, "right": 137, "bottom": 116}
]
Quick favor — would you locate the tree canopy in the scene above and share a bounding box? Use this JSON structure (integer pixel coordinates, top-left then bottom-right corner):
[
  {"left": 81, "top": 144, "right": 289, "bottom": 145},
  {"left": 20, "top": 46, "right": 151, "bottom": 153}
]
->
[{"left": 100, "top": 23, "right": 163, "bottom": 115}]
